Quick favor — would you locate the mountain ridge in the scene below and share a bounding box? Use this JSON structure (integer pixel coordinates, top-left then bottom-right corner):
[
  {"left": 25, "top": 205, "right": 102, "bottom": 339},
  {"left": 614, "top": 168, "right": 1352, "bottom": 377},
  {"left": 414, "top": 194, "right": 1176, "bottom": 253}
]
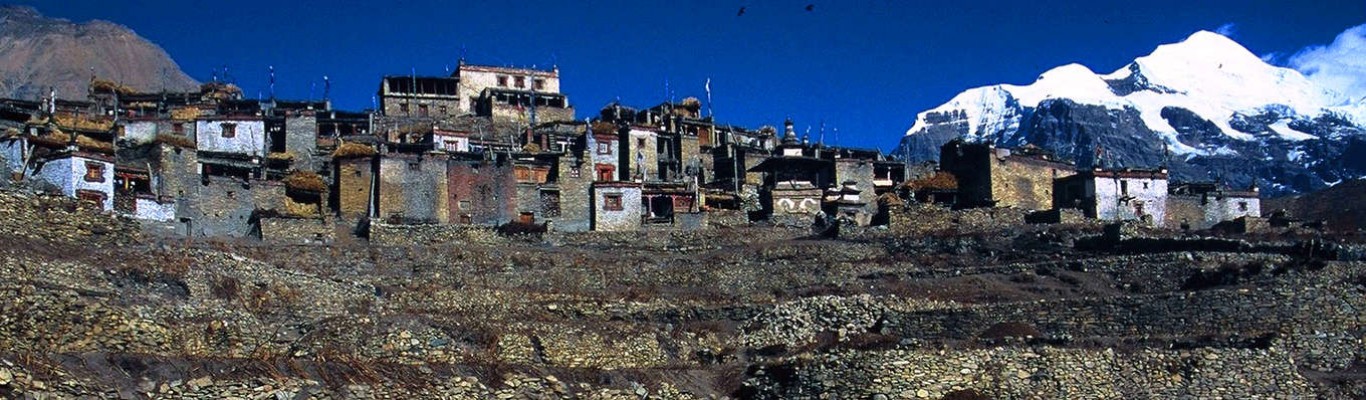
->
[
  {"left": 900, "top": 30, "right": 1366, "bottom": 196},
  {"left": 0, "top": 5, "right": 198, "bottom": 101}
]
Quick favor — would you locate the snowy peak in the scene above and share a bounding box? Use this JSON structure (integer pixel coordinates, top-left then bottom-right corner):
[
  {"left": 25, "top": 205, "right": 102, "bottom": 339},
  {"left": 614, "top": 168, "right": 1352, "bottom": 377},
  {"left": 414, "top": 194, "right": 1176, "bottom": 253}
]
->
[
  {"left": 899, "top": 30, "right": 1366, "bottom": 196},
  {"left": 904, "top": 30, "right": 1350, "bottom": 147}
]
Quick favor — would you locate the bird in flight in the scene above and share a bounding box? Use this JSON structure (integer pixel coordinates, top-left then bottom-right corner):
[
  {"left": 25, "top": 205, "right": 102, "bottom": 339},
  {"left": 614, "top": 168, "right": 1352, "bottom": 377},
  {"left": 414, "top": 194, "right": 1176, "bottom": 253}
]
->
[
  {"left": 805, "top": 4, "right": 814, "bottom": 11},
  {"left": 737, "top": 6, "right": 746, "bottom": 16}
]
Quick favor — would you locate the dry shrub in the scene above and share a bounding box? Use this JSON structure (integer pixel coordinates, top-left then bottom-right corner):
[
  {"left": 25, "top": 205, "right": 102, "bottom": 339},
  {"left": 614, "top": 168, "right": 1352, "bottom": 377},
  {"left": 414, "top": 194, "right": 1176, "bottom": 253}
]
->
[
  {"left": 332, "top": 141, "right": 376, "bottom": 159},
  {"left": 89, "top": 78, "right": 135, "bottom": 95},
  {"left": 169, "top": 107, "right": 201, "bottom": 121},
  {"left": 283, "top": 171, "right": 327, "bottom": 193},
  {"left": 210, "top": 276, "right": 241, "bottom": 300},
  {"left": 267, "top": 151, "right": 295, "bottom": 161},
  {"left": 154, "top": 133, "right": 195, "bottom": 148},
  {"left": 75, "top": 134, "right": 114, "bottom": 153},
  {"left": 53, "top": 113, "right": 115, "bottom": 131}
]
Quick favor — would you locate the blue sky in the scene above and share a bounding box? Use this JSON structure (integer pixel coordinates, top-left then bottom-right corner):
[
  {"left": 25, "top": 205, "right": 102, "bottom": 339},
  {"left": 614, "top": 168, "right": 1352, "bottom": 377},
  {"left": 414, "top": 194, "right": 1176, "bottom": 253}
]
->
[{"left": 11, "top": 1, "right": 1366, "bottom": 151}]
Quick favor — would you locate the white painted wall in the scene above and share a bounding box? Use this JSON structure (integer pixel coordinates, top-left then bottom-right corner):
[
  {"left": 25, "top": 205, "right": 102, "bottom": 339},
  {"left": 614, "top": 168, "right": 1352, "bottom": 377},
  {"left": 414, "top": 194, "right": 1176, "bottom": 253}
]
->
[
  {"left": 0, "top": 138, "right": 24, "bottom": 176},
  {"left": 1093, "top": 176, "right": 1167, "bottom": 226},
  {"left": 122, "top": 121, "right": 158, "bottom": 145},
  {"left": 195, "top": 119, "right": 266, "bottom": 157},
  {"left": 30, "top": 155, "right": 114, "bottom": 211},
  {"left": 135, "top": 197, "right": 176, "bottom": 222}
]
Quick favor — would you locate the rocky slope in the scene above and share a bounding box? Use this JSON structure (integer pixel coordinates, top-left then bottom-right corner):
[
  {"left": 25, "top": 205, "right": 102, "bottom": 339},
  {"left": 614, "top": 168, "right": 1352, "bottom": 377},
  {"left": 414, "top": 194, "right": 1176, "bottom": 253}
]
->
[
  {"left": 0, "top": 187, "right": 1364, "bottom": 398},
  {"left": 1265, "top": 178, "right": 1366, "bottom": 232},
  {"left": 899, "top": 31, "right": 1366, "bottom": 197},
  {"left": 0, "top": 6, "right": 198, "bottom": 101}
]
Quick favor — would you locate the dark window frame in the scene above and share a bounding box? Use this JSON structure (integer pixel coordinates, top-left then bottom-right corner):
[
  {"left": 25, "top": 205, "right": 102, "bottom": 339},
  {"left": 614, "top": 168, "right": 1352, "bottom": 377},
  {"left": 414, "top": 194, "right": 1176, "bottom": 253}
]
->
[{"left": 603, "top": 193, "right": 623, "bottom": 211}]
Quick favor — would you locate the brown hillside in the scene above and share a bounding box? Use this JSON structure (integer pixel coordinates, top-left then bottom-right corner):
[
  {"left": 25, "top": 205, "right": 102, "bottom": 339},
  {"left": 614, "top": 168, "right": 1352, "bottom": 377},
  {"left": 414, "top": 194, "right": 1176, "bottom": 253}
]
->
[
  {"left": 1264, "top": 178, "right": 1366, "bottom": 232},
  {"left": 0, "top": 6, "right": 198, "bottom": 101}
]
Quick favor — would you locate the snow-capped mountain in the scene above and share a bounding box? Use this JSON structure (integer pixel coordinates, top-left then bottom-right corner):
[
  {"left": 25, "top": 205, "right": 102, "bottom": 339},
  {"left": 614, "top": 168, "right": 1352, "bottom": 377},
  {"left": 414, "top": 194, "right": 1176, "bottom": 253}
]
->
[{"left": 899, "top": 30, "right": 1366, "bottom": 196}]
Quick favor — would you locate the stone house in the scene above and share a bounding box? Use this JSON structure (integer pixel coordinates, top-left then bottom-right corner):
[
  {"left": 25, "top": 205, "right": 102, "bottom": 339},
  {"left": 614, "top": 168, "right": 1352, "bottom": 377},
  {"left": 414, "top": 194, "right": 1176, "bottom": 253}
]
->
[
  {"left": 378, "top": 153, "right": 450, "bottom": 224},
  {"left": 902, "top": 171, "right": 958, "bottom": 205},
  {"left": 112, "top": 164, "right": 175, "bottom": 221},
  {"left": 378, "top": 75, "right": 462, "bottom": 119},
  {"left": 456, "top": 63, "right": 565, "bottom": 115},
  {"left": 641, "top": 182, "right": 702, "bottom": 229},
  {"left": 748, "top": 121, "right": 832, "bottom": 223},
  {"left": 330, "top": 144, "right": 377, "bottom": 221},
  {"left": 28, "top": 150, "right": 115, "bottom": 210},
  {"left": 587, "top": 122, "right": 621, "bottom": 182},
  {"left": 940, "top": 140, "right": 1074, "bottom": 210},
  {"left": 196, "top": 116, "right": 267, "bottom": 180},
  {"left": 512, "top": 153, "right": 562, "bottom": 224},
  {"left": 623, "top": 126, "right": 660, "bottom": 181},
  {"left": 552, "top": 144, "right": 594, "bottom": 232},
  {"left": 1165, "top": 182, "right": 1261, "bottom": 230},
  {"left": 1054, "top": 168, "right": 1169, "bottom": 226},
  {"left": 591, "top": 181, "right": 642, "bottom": 231},
  {"left": 445, "top": 155, "right": 518, "bottom": 225},
  {"left": 834, "top": 157, "right": 877, "bottom": 218}
]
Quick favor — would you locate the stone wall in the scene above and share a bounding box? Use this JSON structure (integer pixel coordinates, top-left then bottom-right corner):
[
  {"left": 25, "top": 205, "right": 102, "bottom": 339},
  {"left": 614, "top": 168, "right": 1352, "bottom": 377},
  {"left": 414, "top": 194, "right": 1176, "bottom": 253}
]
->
[
  {"left": 368, "top": 222, "right": 500, "bottom": 245},
  {"left": 1166, "top": 194, "right": 1205, "bottom": 229},
  {"left": 179, "top": 178, "right": 284, "bottom": 237},
  {"left": 378, "top": 155, "right": 449, "bottom": 223},
  {"left": 835, "top": 158, "right": 877, "bottom": 215},
  {"left": 333, "top": 157, "right": 374, "bottom": 220},
  {"left": 879, "top": 204, "right": 1031, "bottom": 235},
  {"left": 745, "top": 346, "right": 1313, "bottom": 399},
  {"left": 706, "top": 209, "right": 749, "bottom": 228},
  {"left": 991, "top": 156, "right": 1072, "bottom": 210},
  {"left": 552, "top": 154, "right": 592, "bottom": 232},
  {"left": 284, "top": 114, "right": 320, "bottom": 172},
  {"left": 259, "top": 216, "right": 334, "bottom": 244},
  {"left": 447, "top": 158, "right": 517, "bottom": 225}
]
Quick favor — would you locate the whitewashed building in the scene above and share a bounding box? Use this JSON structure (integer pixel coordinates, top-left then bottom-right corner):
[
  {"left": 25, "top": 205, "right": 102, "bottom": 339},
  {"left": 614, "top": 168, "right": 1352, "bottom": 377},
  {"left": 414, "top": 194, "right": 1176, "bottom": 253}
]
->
[{"left": 1054, "top": 168, "right": 1169, "bottom": 227}]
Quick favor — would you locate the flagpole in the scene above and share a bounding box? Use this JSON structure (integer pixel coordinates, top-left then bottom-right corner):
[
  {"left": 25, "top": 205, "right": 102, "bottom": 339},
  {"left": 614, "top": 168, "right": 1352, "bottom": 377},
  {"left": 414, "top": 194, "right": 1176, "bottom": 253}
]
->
[{"left": 705, "top": 78, "right": 713, "bottom": 119}]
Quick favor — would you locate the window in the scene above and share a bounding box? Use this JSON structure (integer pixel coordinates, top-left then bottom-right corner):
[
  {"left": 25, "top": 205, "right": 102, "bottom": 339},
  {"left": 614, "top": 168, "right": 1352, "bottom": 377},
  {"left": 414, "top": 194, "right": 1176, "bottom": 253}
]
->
[
  {"left": 597, "top": 141, "right": 611, "bottom": 155},
  {"left": 497, "top": 76, "right": 508, "bottom": 87},
  {"left": 418, "top": 104, "right": 429, "bottom": 117},
  {"left": 1120, "top": 180, "right": 1129, "bottom": 196},
  {"left": 439, "top": 105, "right": 448, "bottom": 115},
  {"left": 407, "top": 162, "right": 421, "bottom": 171},
  {"left": 399, "top": 103, "right": 409, "bottom": 114},
  {"left": 459, "top": 200, "right": 471, "bottom": 210},
  {"left": 603, "top": 193, "right": 623, "bottom": 211},
  {"left": 596, "top": 164, "right": 615, "bottom": 181},
  {"left": 637, "top": 138, "right": 645, "bottom": 148},
  {"left": 515, "top": 76, "right": 526, "bottom": 89},
  {"left": 221, "top": 123, "right": 237, "bottom": 138},
  {"left": 534, "top": 79, "right": 545, "bottom": 90},
  {"left": 1142, "top": 182, "right": 1149, "bottom": 190},
  {"left": 76, "top": 189, "right": 105, "bottom": 205},
  {"left": 83, "top": 161, "right": 106, "bottom": 182},
  {"left": 1238, "top": 201, "right": 1248, "bottom": 212},
  {"left": 172, "top": 123, "right": 184, "bottom": 134}
]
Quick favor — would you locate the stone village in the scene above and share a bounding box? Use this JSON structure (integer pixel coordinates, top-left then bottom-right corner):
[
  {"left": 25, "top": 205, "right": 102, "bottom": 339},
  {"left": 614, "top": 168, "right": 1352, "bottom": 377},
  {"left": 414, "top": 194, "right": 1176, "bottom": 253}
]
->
[{"left": 0, "top": 62, "right": 1271, "bottom": 242}]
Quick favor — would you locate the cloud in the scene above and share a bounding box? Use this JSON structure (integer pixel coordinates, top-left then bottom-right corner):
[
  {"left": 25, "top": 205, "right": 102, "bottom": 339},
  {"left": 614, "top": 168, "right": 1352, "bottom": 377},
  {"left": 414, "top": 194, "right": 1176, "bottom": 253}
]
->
[
  {"left": 1214, "top": 23, "right": 1237, "bottom": 38},
  {"left": 1287, "top": 23, "right": 1366, "bottom": 100}
]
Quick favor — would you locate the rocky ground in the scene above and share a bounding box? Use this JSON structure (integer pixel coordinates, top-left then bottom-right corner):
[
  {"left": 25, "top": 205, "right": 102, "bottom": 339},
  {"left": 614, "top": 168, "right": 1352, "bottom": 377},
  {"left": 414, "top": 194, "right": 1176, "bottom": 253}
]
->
[{"left": 0, "top": 187, "right": 1363, "bottom": 399}]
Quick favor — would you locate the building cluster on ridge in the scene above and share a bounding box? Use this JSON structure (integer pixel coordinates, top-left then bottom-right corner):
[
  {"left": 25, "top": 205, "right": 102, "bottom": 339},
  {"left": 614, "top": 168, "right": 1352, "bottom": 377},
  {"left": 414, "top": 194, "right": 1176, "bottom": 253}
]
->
[{"left": 0, "top": 62, "right": 1271, "bottom": 241}]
